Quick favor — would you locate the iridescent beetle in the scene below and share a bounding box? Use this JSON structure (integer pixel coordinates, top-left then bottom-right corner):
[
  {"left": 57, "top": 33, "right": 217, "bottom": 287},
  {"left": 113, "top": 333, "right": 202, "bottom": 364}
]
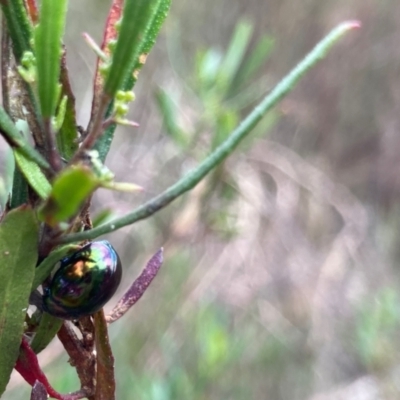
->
[{"left": 42, "top": 240, "right": 122, "bottom": 319}]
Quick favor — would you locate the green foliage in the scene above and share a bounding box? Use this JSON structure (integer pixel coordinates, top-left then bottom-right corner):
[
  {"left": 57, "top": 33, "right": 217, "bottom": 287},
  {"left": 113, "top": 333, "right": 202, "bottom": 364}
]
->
[
  {"left": 30, "top": 313, "right": 63, "bottom": 354},
  {"left": 0, "top": 0, "right": 359, "bottom": 396},
  {"left": 104, "top": 0, "right": 164, "bottom": 96},
  {"left": 34, "top": 0, "right": 68, "bottom": 118},
  {"left": 0, "top": 0, "right": 32, "bottom": 61},
  {"left": 13, "top": 150, "right": 51, "bottom": 199},
  {"left": 0, "top": 107, "right": 49, "bottom": 169},
  {"left": 95, "top": 0, "right": 171, "bottom": 161},
  {"left": 157, "top": 20, "right": 277, "bottom": 235},
  {"left": 0, "top": 207, "right": 38, "bottom": 397},
  {"left": 38, "top": 166, "right": 99, "bottom": 225}
]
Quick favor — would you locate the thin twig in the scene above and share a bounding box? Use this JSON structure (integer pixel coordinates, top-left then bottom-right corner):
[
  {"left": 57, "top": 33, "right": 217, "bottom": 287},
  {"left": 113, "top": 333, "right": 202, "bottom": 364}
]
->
[
  {"left": 70, "top": 93, "right": 111, "bottom": 164},
  {"left": 60, "top": 21, "right": 360, "bottom": 244}
]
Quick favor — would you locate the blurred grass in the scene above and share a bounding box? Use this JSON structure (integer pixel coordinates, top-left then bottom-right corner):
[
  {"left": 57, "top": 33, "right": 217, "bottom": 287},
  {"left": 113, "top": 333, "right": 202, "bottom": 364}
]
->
[{"left": 3, "top": 0, "right": 400, "bottom": 399}]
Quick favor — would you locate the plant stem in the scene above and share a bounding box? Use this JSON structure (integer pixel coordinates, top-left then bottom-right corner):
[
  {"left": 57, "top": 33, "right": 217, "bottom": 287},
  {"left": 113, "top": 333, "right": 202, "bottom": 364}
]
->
[
  {"left": 43, "top": 118, "right": 61, "bottom": 172},
  {"left": 61, "top": 21, "right": 360, "bottom": 244},
  {"left": 70, "top": 93, "right": 111, "bottom": 164}
]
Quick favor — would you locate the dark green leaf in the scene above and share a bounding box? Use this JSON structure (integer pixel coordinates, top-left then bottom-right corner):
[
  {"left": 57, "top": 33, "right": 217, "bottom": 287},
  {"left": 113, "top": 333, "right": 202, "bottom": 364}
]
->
[
  {"left": 30, "top": 313, "right": 63, "bottom": 354},
  {"left": 0, "top": 0, "right": 32, "bottom": 61},
  {"left": 0, "top": 206, "right": 38, "bottom": 396},
  {"left": 10, "top": 166, "right": 28, "bottom": 208},
  {"left": 14, "top": 150, "right": 52, "bottom": 200},
  {"left": 56, "top": 52, "right": 79, "bottom": 160},
  {"left": 34, "top": 0, "right": 68, "bottom": 118}
]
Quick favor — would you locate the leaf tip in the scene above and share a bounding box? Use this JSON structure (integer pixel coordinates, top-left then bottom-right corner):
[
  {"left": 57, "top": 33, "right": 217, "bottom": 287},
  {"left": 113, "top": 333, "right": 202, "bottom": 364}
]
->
[{"left": 342, "top": 20, "right": 362, "bottom": 30}]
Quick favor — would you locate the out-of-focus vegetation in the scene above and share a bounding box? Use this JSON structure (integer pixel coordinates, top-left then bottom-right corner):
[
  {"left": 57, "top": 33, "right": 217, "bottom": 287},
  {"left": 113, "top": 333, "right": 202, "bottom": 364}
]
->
[{"left": 3, "top": 0, "right": 400, "bottom": 399}]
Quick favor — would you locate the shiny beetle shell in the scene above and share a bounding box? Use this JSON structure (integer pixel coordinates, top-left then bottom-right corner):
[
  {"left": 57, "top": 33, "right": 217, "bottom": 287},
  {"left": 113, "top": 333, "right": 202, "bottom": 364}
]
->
[{"left": 43, "top": 240, "right": 122, "bottom": 319}]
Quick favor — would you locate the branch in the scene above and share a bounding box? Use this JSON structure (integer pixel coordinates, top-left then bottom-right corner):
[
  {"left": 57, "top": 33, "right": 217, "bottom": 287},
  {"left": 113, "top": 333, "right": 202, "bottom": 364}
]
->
[{"left": 60, "top": 20, "right": 361, "bottom": 244}]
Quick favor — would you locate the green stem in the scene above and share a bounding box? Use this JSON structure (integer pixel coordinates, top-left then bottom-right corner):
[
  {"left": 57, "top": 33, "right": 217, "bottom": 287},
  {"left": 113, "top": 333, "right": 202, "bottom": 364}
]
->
[{"left": 61, "top": 21, "right": 360, "bottom": 244}]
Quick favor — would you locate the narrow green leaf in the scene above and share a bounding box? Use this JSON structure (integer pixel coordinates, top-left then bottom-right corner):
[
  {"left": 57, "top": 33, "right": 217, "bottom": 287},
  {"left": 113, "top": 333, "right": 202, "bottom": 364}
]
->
[
  {"left": 38, "top": 166, "right": 98, "bottom": 225},
  {"left": 0, "top": 206, "right": 38, "bottom": 396},
  {"left": 14, "top": 150, "right": 52, "bottom": 200},
  {"left": 32, "top": 244, "right": 77, "bottom": 290},
  {"left": 128, "top": 0, "right": 171, "bottom": 86},
  {"left": 10, "top": 166, "right": 28, "bottom": 208},
  {"left": 155, "top": 88, "right": 187, "bottom": 148},
  {"left": 56, "top": 53, "right": 79, "bottom": 160},
  {"left": 104, "top": 0, "right": 162, "bottom": 96},
  {"left": 216, "top": 21, "right": 253, "bottom": 94},
  {"left": 93, "top": 121, "right": 116, "bottom": 162},
  {"left": 0, "top": 107, "right": 50, "bottom": 170},
  {"left": 92, "top": 208, "right": 115, "bottom": 228},
  {"left": 30, "top": 313, "right": 63, "bottom": 354},
  {"left": 95, "top": 0, "right": 171, "bottom": 162},
  {"left": 0, "top": 0, "right": 32, "bottom": 61},
  {"left": 34, "top": 0, "right": 68, "bottom": 118},
  {"left": 234, "top": 34, "right": 274, "bottom": 89}
]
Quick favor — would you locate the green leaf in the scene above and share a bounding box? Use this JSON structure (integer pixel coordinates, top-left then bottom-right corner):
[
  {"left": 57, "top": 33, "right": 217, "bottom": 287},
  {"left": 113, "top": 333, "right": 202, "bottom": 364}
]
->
[
  {"left": 0, "top": 206, "right": 38, "bottom": 396},
  {"left": 30, "top": 313, "right": 63, "bottom": 354},
  {"left": 14, "top": 149, "right": 52, "bottom": 200},
  {"left": 0, "top": 0, "right": 32, "bottom": 61},
  {"left": 128, "top": 0, "right": 171, "bottom": 87},
  {"left": 104, "top": 0, "right": 163, "bottom": 96},
  {"left": 216, "top": 21, "right": 253, "bottom": 95},
  {"left": 56, "top": 54, "right": 79, "bottom": 160},
  {"left": 94, "top": 0, "right": 171, "bottom": 162},
  {"left": 0, "top": 107, "right": 50, "bottom": 170},
  {"left": 10, "top": 166, "right": 28, "bottom": 208},
  {"left": 195, "top": 49, "right": 223, "bottom": 92},
  {"left": 233, "top": 34, "right": 274, "bottom": 91},
  {"left": 155, "top": 88, "right": 188, "bottom": 148},
  {"left": 38, "top": 166, "right": 98, "bottom": 225},
  {"left": 92, "top": 208, "right": 115, "bottom": 228},
  {"left": 34, "top": 0, "right": 68, "bottom": 118}
]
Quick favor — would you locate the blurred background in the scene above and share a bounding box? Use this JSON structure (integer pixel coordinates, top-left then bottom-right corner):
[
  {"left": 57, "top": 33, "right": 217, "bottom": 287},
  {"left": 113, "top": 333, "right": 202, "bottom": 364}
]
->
[{"left": 3, "top": 0, "right": 400, "bottom": 399}]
